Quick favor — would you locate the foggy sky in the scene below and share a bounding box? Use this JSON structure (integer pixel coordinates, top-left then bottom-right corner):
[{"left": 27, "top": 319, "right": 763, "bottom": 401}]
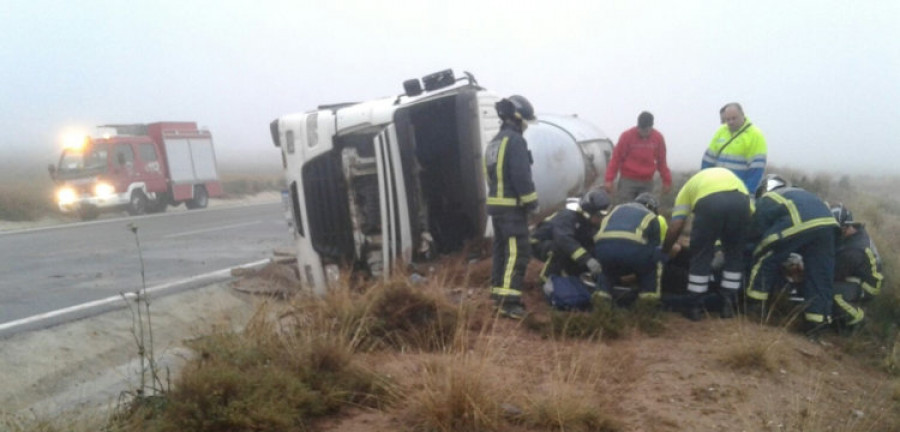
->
[{"left": 2, "top": 0, "right": 898, "bottom": 176}]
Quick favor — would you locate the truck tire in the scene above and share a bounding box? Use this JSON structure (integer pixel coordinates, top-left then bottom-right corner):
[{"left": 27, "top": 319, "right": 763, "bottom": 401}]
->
[
  {"left": 186, "top": 186, "right": 208, "bottom": 210},
  {"left": 146, "top": 193, "right": 168, "bottom": 214},
  {"left": 127, "top": 191, "right": 148, "bottom": 216}
]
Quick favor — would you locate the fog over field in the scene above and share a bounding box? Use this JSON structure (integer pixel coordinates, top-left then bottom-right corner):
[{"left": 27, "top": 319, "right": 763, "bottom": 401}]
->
[{"left": 1, "top": 1, "right": 898, "bottom": 176}]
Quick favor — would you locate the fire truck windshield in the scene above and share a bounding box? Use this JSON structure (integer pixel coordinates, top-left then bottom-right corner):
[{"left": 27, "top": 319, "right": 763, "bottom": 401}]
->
[{"left": 58, "top": 142, "right": 109, "bottom": 176}]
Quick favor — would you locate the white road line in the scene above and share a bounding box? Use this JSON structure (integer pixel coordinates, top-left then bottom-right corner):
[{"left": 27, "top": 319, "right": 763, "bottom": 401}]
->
[
  {"left": 164, "top": 220, "right": 261, "bottom": 238},
  {"left": 0, "top": 259, "right": 269, "bottom": 333}
]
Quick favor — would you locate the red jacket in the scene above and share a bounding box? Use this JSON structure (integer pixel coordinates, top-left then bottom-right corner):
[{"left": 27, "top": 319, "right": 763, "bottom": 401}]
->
[{"left": 605, "top": 126, "right": 672, "bottom": 186}]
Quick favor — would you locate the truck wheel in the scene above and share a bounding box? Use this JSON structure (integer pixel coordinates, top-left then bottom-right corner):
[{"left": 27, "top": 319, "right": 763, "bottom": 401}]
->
[
  {"left": 146, "top": 193, "right": 168, "bottom": 213},
  {"left": 186, "top": 186, "right": 208, "bottom": 210},
  {"left": 128, "top": 191, "right": 148, "bottom": 215}
]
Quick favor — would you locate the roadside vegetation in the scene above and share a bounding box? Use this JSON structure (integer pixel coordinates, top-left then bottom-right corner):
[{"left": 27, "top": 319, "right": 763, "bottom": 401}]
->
[{"left": 4, "top": 168, "right": 900, "bottom": 431}]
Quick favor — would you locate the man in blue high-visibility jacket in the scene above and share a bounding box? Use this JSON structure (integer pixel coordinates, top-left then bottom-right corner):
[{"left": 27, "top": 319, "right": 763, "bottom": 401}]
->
[{"left": 747, "top": 174, "right": 839, "bottom": 336}]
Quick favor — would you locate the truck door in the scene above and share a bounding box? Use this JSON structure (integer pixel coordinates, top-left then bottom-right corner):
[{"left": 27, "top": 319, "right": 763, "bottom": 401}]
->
[
  {"left": 136, "top": 142, "right": 166, "bottom": 194},
  {"left": 112, "top": 143, "right": 137, "bottom": 191}
]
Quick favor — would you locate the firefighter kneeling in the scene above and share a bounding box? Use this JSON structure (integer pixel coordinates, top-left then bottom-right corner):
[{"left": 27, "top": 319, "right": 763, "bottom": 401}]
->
[
  {"left": 592, "top": 193, "right": 668, "bottom": 308},
  {"left": 531, "top": 190, "right": 611, "bottom": 287},
  {"left": 831, "top": 204, "right": 883, "bottom": 330}
]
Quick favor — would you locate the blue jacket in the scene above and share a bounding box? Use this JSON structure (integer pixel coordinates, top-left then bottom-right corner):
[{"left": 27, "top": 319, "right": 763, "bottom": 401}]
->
[
  {"left": 594, "top": 202, "right": 667, "bottom": 247},
  {"left": 750, "top": 187, "right": 837, "bottom": 255}
]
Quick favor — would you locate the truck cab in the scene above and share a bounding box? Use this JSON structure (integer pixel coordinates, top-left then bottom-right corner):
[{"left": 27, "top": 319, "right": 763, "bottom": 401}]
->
[{"left": 271, "top": 70, "right": 613, "bottom": 293}]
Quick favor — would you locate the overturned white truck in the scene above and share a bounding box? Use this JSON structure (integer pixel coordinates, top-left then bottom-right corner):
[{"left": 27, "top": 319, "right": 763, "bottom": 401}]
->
[{"left": 270, "top": 70, "right": 613, "bottom": 293}]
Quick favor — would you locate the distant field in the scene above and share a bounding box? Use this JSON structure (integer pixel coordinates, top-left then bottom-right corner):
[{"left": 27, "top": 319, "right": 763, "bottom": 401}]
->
[{"left": 0, "top": 161, "right": 284, "bottom": 222}]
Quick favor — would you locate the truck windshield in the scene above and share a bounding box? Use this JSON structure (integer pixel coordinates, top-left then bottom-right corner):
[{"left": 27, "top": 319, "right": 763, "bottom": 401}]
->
[{"left": 58, "top": 142, "right": 109, "bottom": 177}]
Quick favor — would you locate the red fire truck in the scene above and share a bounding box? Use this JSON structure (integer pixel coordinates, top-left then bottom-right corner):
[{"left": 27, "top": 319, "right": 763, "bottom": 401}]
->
[{"left": 49, "top": 122, "right": 223, "bottom": 220}]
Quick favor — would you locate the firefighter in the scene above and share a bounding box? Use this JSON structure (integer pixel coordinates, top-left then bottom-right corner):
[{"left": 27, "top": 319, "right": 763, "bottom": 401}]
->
[
  {"left": 662, "top": 167, "right": 751, "bottom": 321},
  {"left": 746, "top": 175, "right": 839, "bottom": 336},
  {"left": 484, "top": 95, "right": 539, "bottom": 319},
  {"left": 831, "top": 204, "right": 883, "bottom": 330},
  {"left": 531, "top": 190, "right": 610, "bottom": 284},
  {"left": 593, "top": 193, "right": 668, "bottom": 307}
]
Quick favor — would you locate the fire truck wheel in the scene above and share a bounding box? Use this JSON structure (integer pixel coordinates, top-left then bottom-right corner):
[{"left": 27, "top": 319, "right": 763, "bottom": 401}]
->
[
  {"left": 128, "top": 191, "right": 148, "bottom": 216},
  {"left": 186, "top": 186, "right": 208, "bottom": 210}
]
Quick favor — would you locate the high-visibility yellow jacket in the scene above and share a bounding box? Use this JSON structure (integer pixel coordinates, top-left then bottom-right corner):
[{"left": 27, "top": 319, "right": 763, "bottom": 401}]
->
[
  {"left": 672, "top": 167, "right": 749, "bottom": 220},
  {"left": 701, "top": 119, "right": 767, "bottom": 192}
]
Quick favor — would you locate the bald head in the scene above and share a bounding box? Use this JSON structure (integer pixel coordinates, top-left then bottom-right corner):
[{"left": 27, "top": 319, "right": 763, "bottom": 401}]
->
[{"left": 722, "top": 103, "right": 746, "bottom": 132}]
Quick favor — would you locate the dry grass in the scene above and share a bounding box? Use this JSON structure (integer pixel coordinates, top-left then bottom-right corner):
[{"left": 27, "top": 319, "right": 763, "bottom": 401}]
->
[
  {"left": 219, "top": 173, "right": 284, "bottom": 198},
  {"left": 531, "top": 296, "right": 665, "bottom": 341},
  {"left": 0, "top": 183, "right": 56, "bottom": 221}
]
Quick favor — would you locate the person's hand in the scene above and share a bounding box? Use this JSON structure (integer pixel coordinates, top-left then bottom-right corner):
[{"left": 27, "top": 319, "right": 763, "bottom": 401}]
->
[
  {"left": 604, "top": 181, "right": 615, "bottom": 195},
  {"left": 667, "top": 242, "right": 682, "bottom": 258},
  {"left": 586, "top": 258, "right": 602, "bottom": 276}
]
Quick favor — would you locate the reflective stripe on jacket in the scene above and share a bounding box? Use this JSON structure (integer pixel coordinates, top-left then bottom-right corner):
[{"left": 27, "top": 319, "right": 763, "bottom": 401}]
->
[
  {"left": 595, "top": 202, "right": 666, "bottom": 247},
  {"left": 531, "top": 208, "right": 595, "bottom": 265},
  {"left": 835, "top": 225, "right": 883, "bottom": 296},
  {"left": 484, "top": 125, "right": 537, "bottom": 214},
  {"left": 751, "top": 187, "right": 838, "bottom": 255},
  {"left": 701, "top": 119, "right": 767, "bottom": 192}
]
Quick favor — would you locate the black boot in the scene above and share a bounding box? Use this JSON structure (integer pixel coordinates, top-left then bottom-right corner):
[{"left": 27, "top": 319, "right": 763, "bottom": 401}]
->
[
  {"left": 720, "top": 291, "right": 737, "bottom": 319},
  {"left": 683, "top": 293, "right": 704, "bottom": 322}
]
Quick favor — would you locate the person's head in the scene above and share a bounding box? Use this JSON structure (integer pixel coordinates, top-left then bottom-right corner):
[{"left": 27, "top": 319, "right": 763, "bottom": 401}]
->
[
  {"left": 634, "top": 192, "right": 659, "bottom": 214},
  {"left": 831, "top": 203, "right": 858, "bottom": 237},
  {"left": 580, "top": 189, "right": 611, "bottom": 225},
  {"left": 637, "top": 111, "right": 654, "bottom": 138},
  {"left": 719, "top": 105, "right": 728, "bottom": 124},
  {"left": 721, "top": 102, "right": 745, "bottom": 132},
  {"left": 755, "top": 173, "right": 789, "bottom": 199},
  {"left": 495, "top": 95, "right": 535, "bottom": 130}
]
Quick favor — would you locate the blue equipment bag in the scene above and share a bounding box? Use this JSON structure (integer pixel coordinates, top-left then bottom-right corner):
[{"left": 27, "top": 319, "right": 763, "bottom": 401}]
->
[{"left": 545, "top": 275, "right": 594, "bottom": 311}]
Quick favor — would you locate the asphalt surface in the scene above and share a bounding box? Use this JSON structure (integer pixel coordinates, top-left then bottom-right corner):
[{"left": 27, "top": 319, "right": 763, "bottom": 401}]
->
[{"left": 0, "top": 201, "right": 292, "bottom": 331}]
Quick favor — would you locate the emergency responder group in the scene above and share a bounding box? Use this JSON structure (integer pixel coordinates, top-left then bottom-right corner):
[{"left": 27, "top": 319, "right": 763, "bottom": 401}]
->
[{"left": 484, "top": 95, "right": 881, "bottom": 337}]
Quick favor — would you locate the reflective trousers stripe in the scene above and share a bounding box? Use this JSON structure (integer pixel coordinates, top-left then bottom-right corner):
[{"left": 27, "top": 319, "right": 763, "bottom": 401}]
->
[
  {"left": 721, "top": 270, "right": 742, "bottom": 290},
  {"left": 503, "top": 236, "right": 517, "bottom": 289},
  {"left": 687, "top": 273, "right": 708, "bottom": 293},
  {"left": 833, "top": 294, "right": 865, "bottom": 325}
]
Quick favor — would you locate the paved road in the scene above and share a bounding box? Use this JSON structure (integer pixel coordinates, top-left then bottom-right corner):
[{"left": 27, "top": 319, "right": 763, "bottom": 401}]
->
[{"left": 0, "top": 201, "right": 292, "bottom": 326}]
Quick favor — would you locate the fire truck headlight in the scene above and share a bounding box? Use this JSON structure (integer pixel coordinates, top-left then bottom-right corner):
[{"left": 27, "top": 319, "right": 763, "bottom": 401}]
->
[
  {"left": 94, "top": 182, "right": 115, "bottom": 198},
  {"left": 57, "top": 187, "right": 77, "bottom": 205}
]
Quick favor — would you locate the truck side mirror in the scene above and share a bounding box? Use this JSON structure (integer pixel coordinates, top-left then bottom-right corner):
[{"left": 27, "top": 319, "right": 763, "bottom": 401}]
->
[{"left": 47, "top": 163, "right": 57, "bottom": 180}]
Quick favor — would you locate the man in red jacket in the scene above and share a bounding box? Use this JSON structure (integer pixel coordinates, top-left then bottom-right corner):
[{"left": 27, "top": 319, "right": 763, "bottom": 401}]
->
[{"left": 604, "top": 111, "right": 672, "bottom": 203}]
